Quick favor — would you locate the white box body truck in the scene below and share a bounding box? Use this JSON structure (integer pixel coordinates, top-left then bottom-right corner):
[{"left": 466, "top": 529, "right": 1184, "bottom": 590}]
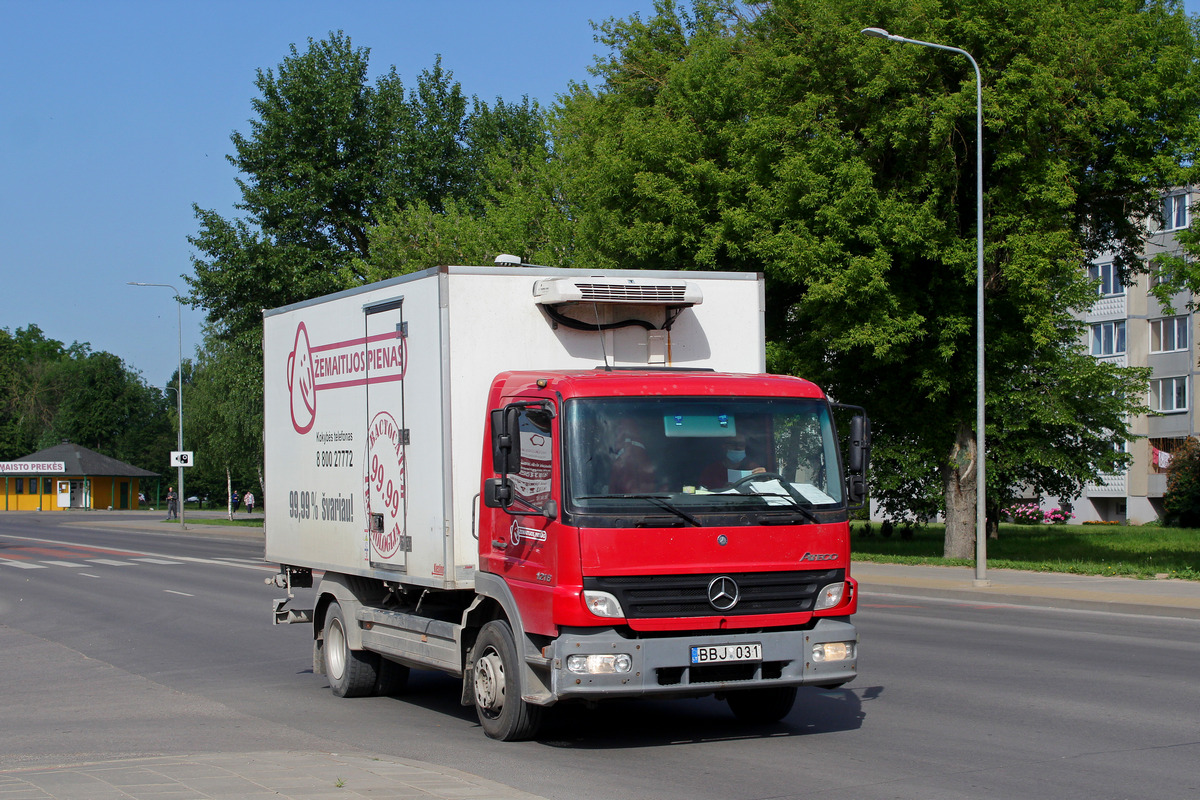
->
[{"left": 264, "top": 265, "right": 868, "bottom": 740}]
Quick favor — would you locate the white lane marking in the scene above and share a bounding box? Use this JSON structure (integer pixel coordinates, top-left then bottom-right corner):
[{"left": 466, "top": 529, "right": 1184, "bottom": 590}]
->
[
  {"left": 79, "top": 573, "right": 101, "bottom": 578},
  {"left": 0, "top": 535, "right": 272, "bottom": 572},
  {"left": 87, "top": 559, "right": 136, "bottom": 567},
  {"left": 164, "top": 590, "right": 194, "bottom": 597},
  {"left": 133, "top": 558, "right": 184, "bottom": 565},
  {"left": 0, "top": 559, "right": 47, "bottom": 569},
  {"left": 40, "top": 560, "right": 85, "bottom": 567}
]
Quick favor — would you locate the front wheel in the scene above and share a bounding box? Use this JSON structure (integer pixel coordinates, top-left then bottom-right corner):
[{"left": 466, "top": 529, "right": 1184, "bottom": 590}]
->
[
  {"left": 324, "top": 600, "right": 380, "bottom": 698},
  {"left": 726, "top": 686, "right": 797, "bottom": 723},
  {"left": 472, "top": 620, "right": 543, "bottom": 741}
]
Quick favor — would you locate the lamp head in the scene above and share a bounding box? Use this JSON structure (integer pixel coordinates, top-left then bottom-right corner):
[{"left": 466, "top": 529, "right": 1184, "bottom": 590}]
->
[{"left": 861, "top": 27, "right": 893, "bottom": 39}]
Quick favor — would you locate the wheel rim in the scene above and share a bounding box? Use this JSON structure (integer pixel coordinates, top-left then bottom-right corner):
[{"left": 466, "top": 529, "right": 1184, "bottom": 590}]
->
[
  {"left": 326, "top": 617, "right": 347, "bottom": 681},
  {"left": 474, "top": 646, "right": 506, "bottom": 716}
]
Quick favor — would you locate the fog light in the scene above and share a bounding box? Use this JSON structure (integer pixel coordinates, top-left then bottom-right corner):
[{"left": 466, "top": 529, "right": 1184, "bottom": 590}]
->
[
  {"left": 814, "top": 582, "right": 845, "bottom": 610},
  {"left": 583, "top": 590, "right": 625, "bottom": 618},
  {"left": 811, "top": 641, "right": 855, "bottom": 662},
  {"left": 566, "top": 653, "right": 633, "bottom": 674}
]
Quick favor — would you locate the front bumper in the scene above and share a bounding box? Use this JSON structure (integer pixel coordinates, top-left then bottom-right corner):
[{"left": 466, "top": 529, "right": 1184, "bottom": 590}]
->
[{"left": 545, "top": 617, "right": 857, "bottom": 701}]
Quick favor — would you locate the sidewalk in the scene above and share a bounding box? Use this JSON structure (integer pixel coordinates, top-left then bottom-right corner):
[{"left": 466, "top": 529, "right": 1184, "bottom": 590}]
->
[
  {"left": 0, "top": 751, "right": 549, "bottom": 800},
  {"left": 854, "top": 561, "right": 1200, "bottom": 620}
]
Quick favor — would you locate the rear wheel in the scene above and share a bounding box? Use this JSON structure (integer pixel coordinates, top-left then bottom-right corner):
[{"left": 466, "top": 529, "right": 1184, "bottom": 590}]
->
[
  {"left": 324, "top": 600, "right": 379, "bottom": 698},
  {"left": 472, "top": 620, "right": 544, "bottom": 741},
  {"left": 726, "top": 686, "right": 797, "bottom": 723}
]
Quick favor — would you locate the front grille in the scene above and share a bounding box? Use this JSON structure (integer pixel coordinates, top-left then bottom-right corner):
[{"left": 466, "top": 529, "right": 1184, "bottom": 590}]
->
[{"left": 585, "top": 569, "right": 843, "bottom": 618}]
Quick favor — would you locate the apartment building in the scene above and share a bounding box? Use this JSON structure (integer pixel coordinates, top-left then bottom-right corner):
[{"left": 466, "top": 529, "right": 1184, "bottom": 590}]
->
[{"left": 1073, "top": 189, "right": 1197, "bottom": 524}]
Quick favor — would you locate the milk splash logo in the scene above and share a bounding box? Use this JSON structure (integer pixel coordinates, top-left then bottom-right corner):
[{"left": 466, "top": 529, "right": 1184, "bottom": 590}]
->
[
  {"left": 285, "top": 320, "right": 407, "bottom": 434},
  {"left": 365, "top": 411, "right": 406, "bottom": 559}
]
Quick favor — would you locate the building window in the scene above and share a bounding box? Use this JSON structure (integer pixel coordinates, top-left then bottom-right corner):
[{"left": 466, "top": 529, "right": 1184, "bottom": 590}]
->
[
  {"left": 1091, "top": 321, "right": 1126, "bottom": 356},
  {"left": 1150, "top": 377, "right": 1188, "bottom": 413},
  {"left": 14, "top": 478, "right": 23, "bottom": 494},
  {"left": 1151, "top": 436, "right": 1189, "bottom": 473},
  {"left": 42, "top": 477, "right": 52, "bottom": 494},
  {"left": 1150, "top": 316, "right": 1189, "bottom": 353},
  {"left": 1087, "top": 262, "right": 1123, "bottom": 297},
  {"left": 1164, "top": 194, "right": 1189, "bottom": 232}
]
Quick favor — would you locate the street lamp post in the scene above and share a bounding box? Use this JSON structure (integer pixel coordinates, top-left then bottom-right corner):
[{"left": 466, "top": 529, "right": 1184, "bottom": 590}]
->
[
  {"left": 128, "top": 281, "right": 186, "bottom": 531},
  {"left": 862, "top": 26, "right": 988, "bottom": 584}
]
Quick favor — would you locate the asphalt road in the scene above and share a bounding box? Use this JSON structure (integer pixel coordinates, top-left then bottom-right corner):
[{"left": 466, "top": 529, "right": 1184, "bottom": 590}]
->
[{"left": 1, "top": 512, "right": 1197, "bottom": 799}]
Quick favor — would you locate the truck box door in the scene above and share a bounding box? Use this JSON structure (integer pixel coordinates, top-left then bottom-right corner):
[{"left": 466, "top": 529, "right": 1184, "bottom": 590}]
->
[{"left": 363, "top": 297, "right": 409, "bottom": 572}]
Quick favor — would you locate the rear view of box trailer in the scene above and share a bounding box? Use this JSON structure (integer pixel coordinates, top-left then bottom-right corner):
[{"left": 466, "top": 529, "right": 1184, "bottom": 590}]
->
[{"left": 265, "top": 264, "right": 867, "bottom": 740}]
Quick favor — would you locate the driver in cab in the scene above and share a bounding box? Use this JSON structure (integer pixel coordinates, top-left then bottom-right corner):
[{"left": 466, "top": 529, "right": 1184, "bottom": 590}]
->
[{"left": 699, "top": 434, "right": 765, "bottom": 490}]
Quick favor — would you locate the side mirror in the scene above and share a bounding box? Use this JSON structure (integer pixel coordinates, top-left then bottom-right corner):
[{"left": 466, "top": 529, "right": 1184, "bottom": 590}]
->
[
  {"left": 490, "top": 407, "right": 523, "bottom": 474},
  {"left": 848, "top": 415, "right": 871, "bottom": 474}
]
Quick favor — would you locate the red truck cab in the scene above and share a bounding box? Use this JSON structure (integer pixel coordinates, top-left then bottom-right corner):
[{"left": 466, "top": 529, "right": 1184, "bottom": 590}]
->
[{"left": 474, "top": 369, "right": 866, "bottom": 739}]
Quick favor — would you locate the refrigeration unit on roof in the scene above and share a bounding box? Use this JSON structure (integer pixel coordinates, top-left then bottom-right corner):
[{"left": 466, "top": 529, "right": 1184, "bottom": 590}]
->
[{"left": 531, "top": 277, "right": 704, "bottom": 307}]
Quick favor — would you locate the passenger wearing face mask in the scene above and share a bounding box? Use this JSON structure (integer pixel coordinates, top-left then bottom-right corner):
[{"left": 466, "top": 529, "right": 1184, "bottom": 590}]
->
[{"left": 699, "top": 434, "right": 765, "bottom": 489}]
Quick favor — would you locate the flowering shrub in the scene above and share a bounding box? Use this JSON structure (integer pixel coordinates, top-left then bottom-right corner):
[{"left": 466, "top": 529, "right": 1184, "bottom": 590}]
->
[
  {"left": 1002, "top": 503, "right": 1074, "bottom": 524},
  {"left": 1043, "top": 508, "right": 1074, "bottom": 524},
  {"left": 1004, "top": 503, "right": 1045, "bottom": 524}
]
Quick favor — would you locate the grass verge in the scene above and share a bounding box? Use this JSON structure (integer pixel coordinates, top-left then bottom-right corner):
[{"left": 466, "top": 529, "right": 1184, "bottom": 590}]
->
[{"left": 852, "top": 522, "right": 1200, "bottom": 581}]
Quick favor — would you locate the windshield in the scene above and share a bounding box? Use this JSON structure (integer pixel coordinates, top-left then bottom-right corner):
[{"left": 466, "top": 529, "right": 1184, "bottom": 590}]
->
[{"left": 564, "top": 396, "right": 843, "bottom": 517}]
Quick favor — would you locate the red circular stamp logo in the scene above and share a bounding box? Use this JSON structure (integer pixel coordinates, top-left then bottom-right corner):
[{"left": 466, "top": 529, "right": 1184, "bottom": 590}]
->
[{"left": 364, "top": 411, "right": 406, "bottom": 559}]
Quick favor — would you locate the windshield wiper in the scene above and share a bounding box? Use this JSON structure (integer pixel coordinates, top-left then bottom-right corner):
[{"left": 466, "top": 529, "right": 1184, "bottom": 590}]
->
[
  {"left": 754, "top": 501, "right": 820, "bottom": 525},
  {"left": 577, "top": 494, "right": 703, "bottom": 527},
  {"left": 739, "top": 485, "right": 821, "bottom": 524}
]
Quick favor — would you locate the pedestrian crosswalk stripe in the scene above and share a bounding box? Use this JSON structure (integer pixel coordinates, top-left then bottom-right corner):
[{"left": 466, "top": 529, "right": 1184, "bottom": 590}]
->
[
  {"left": 133, "top": 558, "right": 184, "bottom": 565},
  {"left": 1, "top": 556, "right": 46, "bottom": 568},
  {"left": 39, "top": 560, "right": 85, "bottom": 567},
  {"left": 86, "top": 559, "right": 136, "bottom": 567}
]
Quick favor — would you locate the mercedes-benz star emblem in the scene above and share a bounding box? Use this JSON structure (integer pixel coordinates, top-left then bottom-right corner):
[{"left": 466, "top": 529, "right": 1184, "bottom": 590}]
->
[{"left": 707, "top": 576, "right": 739, "bottom": 611}]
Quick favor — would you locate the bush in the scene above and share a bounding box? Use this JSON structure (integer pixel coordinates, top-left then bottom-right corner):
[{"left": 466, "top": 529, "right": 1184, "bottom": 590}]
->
[
  {"left": 1043, "top": 508, "right": 1074, "bottom": 525},
  {"left": 1004, "top": 502, "right": 1046, "bottom": 525},
  {"left": 1164, "top": 437, "right": 1200, "bottom": 527}
]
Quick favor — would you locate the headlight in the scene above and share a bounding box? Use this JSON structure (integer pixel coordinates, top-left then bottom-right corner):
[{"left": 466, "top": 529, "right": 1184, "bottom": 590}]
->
[
  {"left": 812, "top": 641, "right": 855, "bottom": 662},
  {"left": 566, "top": 653, "right": 633, "bottom": 674},
  {"left": 814, "top": 582, "right": 845, "bottom": 610},
  {"left": 583, "top": 590, "right": 625, "bottom": 618}
]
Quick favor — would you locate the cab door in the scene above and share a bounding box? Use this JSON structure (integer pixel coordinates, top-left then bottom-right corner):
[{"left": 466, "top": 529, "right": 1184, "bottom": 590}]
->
[{"left": 484, "top": 399, "right": 558, "bottom": 632}]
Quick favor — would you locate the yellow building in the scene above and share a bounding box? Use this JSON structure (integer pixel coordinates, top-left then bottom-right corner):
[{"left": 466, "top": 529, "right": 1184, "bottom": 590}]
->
[{"left": 1, "top": 442, "right": 158, "bottom": 511}]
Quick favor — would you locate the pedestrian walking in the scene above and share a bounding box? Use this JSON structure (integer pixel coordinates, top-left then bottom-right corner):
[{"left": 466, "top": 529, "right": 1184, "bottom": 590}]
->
[
  {"left": 232, "top": 490, "right": 241, "bottom": 512},
  {"left": 244, "top": 490, "right": 256, "bottom": 514}
]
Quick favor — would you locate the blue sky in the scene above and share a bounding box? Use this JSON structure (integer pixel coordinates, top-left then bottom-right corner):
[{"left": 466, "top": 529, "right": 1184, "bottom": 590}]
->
[{"left": 2, "top": 0, "right": 1197, "bottom": 387}]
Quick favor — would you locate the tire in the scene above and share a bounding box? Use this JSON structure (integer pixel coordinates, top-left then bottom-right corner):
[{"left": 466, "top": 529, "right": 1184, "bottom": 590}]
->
[
  {"left": 472, "top": 620, "right": 544, "bottom": 741},
  {"left": 324, "top": 600, "right": 379, "bottom": 698},
  {"left": 726, "top": 686, "right": 798, "bottom": 723}
]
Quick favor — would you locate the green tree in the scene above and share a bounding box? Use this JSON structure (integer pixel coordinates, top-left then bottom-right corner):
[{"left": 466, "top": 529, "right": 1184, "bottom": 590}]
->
[
  {"left": 183, "top": 330, "right": 262, "bottom": 513},
  {"left": 0, "top": 325, "right": 172, "bottom": 473},
  {"left": 545, "top": 0, "right": 1196, "bottom": 556},
  {"left": 187, "top": 32, "right": 547, "bottom": 343},
  {"left": 1163, "top": 437, "right": 1200, "bottom": 527}
]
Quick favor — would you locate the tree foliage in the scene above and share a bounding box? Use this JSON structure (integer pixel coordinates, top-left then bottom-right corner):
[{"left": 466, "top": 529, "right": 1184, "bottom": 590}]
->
[
  {"left": 186, "top": 31, "right": 547, "bottom": 343},
  {"left": 0, "top": 325, "right": 173, "bottom": 472},
  {"left": 537, "top": 0, "right": 1197, "bottom": 555},
  {"left": 1163, "top": 437, "right": 1200, "bottom": 527}
]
